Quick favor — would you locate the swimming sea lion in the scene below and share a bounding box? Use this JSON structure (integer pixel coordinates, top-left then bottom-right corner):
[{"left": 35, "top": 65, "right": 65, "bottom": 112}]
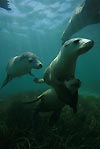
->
[
  {"left": 1, "top": 52, "right": 43, "bottom": 88},
  {"left": 34, "top": 38, "right": 94, "bottom": 112},
  {"left": 62, "top": 0, "right": 100, "bottom": 44}
]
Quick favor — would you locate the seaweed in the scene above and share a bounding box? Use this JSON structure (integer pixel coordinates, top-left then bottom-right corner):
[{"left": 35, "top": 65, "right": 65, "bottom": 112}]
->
[{"left": 0, "top": 92, "right": 100, "bottom": 149}]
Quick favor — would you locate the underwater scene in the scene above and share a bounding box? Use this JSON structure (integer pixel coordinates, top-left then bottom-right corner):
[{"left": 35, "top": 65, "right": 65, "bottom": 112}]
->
[{"left": 0, "top": 0, "right": 100, "bottom": 148}]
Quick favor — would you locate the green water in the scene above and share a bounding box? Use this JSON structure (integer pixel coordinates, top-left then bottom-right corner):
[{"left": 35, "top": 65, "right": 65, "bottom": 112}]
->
[
  {"left": 0, "top": 1, "right": 100, "bottom": 148},
  {"left": 0, "top": 0, "right": 100, "bottom": 98}
]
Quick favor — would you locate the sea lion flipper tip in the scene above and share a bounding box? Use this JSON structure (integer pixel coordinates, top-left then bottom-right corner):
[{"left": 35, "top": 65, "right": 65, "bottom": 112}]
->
[
  {"left": 0, "top": 0, "right": 11, "bottom": 10},
  {"left": 1, "top": 75, "right": 12, "bottom": 89}
]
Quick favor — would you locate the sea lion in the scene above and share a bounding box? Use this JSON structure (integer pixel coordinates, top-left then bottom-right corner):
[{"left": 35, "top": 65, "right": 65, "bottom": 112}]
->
[
  {"left": 34, "top": 38, "right": 94, "bottom": 112},
  {"left": 62, "top": 0, "right": 100, "bottom": 44},
  {"left": 1, "top": 52, "right": 43, "bottom": 88},
  {"left": 34, "top": 79, "right": 81, "bottom": 111},
  {"left": 34, "top": 38, "right": 94, "bottom": 85},
  {"left": 26, "top": 79, "right": 81, "bottom": 125},
  {"left": 0, "top": 0, "right": 11, "bottom": 10}
]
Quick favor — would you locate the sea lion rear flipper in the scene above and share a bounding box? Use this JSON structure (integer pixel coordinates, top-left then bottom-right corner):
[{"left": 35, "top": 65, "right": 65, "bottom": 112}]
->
[
  {"left": 0, "top": 0, "right": 11, "bottom": 10},
  {"left": 49, "top": 110, "right": 62, "bottom": 126},
  {"left": 1, "top": 75, "right": 12, "bottom": 88}
]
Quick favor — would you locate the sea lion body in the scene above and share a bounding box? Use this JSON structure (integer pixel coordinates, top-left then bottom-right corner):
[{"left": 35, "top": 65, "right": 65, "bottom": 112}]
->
[
  {"left": 35, "top": 79, "right": 81, "bottom": 112},
  {"left": 62, "top": 0, "right": 100, "bottom": 44},
  {"left": 30, "top": 79, "right": 81, "bottom": 126},
  {"left": 35, "top": 38, "right": 94, "bottom": 87},
  {"left": 1, "top": 52, "right": 43, "bottom": 88},
  {"left": 36, "top": 88, "right": 65, "bottom": 112},
  {"left": 34, "top": 38, "right": 93, "bottom": 113}
]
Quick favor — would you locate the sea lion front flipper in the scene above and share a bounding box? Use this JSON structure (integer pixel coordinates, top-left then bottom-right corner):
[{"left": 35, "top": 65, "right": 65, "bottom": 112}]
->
[
  {"left": 31, "top": 72, "right": 45, "bottom": 83},
  {"left": 33, "top": 78, "right": 45, "bottom": 83},
  {"left": 54, "top": 83, "right": 78, "bottom": 113},
  {"left": 23, "top": 94, "right": 43, "bottom": 104},
  {"left": 54, "top": 83, "right": 72, "bottom": 104},
  {"left": 29, "top": 71, "right": 35, "bottom": 76},
  {"left": 1, "top": 75, "right": 12, "bottom": 88}
]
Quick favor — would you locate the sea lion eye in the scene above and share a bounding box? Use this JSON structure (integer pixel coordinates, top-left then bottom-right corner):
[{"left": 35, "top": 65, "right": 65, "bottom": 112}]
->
[
  {"left": 74, "top": 39, "right": 80, "bottom": 43},
  {"left": 28, "top": 58, "right": 33, "bottom": 63}
]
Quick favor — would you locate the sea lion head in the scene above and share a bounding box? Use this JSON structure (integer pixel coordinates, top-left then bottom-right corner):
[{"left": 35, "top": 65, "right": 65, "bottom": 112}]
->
[
  {"left": 19, "top": 52, "right": 43, "bottom": 69},
  {"left": 62, "top": 38, "right": 94, "bottom": 57}
]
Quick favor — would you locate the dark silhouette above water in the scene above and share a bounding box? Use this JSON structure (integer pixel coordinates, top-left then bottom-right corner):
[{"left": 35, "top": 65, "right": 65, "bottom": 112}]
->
[
  {"left": 62, "top": 0, "right": 100, "bottom": 44},
  {"left": 0, "top": 0, "right": 11, "bottom": 10}
]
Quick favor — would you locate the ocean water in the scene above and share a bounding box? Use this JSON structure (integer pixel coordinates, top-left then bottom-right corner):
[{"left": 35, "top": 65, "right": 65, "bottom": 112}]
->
[
  {"left": 0, "top": 0, "right": 100, "bottom": 98},
  {"left": 0, "top": 1, "right": 100, "bottom": 149}
]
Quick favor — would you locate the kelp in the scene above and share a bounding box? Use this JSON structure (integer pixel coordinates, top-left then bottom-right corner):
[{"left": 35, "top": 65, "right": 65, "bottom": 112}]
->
[{"left": 0, "top": 92, "right": 100, "bottom": 149}]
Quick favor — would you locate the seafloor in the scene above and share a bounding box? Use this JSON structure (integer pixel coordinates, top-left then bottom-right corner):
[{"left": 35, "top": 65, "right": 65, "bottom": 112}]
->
[{"left": 0, "top": 91, "right": 100, "bottom": 149}]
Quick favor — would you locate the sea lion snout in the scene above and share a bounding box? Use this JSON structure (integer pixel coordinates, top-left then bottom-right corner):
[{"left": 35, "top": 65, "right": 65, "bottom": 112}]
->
[
  {"left": 33, "top": 60, "right": 43, "bottom": 69},
  {"left": 88, "top": 40, "right": 94, "bottom": 48},
  {"left": 83, "top": 39, "right": 94, "bottom": 51},
  {"left": 28, "top": 54, "right": 43, "bottom": 69},
  {"left": 37, "top": 63, "right": 43, "bottom": 69}
]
